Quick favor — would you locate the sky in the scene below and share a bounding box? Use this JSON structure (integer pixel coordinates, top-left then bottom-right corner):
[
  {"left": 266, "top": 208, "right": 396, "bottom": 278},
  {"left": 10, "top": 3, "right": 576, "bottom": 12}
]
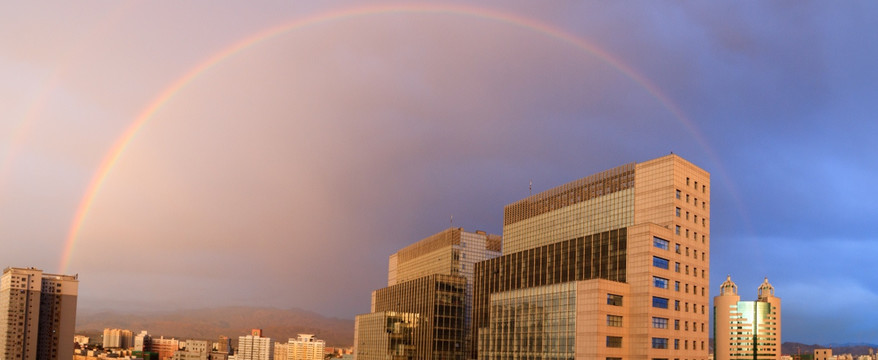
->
[{"left": 1, "top": 1, "right": 876, "bottom": 345}]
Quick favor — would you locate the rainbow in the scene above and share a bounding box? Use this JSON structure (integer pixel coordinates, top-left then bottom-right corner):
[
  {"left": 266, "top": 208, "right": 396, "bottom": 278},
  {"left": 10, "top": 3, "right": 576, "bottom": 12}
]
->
[{"left": 59, "top": 3, "right": 727, "bottom": 273}]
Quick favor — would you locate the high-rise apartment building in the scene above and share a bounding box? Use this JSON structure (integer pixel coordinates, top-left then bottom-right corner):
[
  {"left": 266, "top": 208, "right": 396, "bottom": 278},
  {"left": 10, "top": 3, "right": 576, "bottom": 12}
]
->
[
  {"left": 0, "top": 267, "right": 79, "bottom": 360},
  {"left": 356, "top": 228, "right": 501, "bottom": 360},
  {"left": 288, "top": 334, "right": 324, "bottom": 360},
  {"left": 238, "top": 332, "right": 273, "bottom": 360},
  {"left": 473, "top": 154, "right": 710, "bottom": 360},
  {"left": 103, "top": 328, "right": 134, "bottom": 349},
  {"left": 714, "top": 276, "right": 781, "bottom": 360},
  {"left": 134, "top": 331, "right": 152, "bottom": 352},
  {"left": 153, "top": 337, "right": 181, "bottom": 360}
]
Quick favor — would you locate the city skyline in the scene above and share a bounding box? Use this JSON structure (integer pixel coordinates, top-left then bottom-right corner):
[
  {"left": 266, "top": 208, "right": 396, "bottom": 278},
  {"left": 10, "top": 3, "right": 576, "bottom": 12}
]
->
[{"left": 1, "top": 1, "right": 877, "bottom": 345}]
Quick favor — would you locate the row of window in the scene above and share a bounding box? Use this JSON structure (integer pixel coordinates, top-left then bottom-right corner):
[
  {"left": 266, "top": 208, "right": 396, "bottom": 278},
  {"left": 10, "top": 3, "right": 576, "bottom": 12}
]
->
[
  {"left": 652, "top": 256, "right": 707, "bottom": 280},
  {"left": 653, "top": 337, "right": 706, "bottom": 351},
  {"left": 685, "top": 176, "right": 706, "bottom": 193},
  {"left": 653, "top": 317, "right": 706, "bottom": 333},
  {"left": 652, "top": 296, "right": 706, "bottom": 314},
  {"left": 651, "top": 274, "right": 706, "bottom": 297}
]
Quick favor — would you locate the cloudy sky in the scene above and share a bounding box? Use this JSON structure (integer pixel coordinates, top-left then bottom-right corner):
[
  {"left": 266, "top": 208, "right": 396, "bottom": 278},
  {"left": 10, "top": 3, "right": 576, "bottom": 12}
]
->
[{"left": 1, "top": 1, "right": 876, "bottom": 344}]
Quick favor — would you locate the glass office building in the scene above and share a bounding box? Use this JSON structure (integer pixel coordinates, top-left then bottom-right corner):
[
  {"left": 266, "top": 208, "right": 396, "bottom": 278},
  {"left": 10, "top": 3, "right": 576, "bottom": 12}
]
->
[
  {"left": 713, "top": 277, "right": 781, "bottom": 360},
  {"left": 474, "top": 154, "right": 711, "bottom": 360}
]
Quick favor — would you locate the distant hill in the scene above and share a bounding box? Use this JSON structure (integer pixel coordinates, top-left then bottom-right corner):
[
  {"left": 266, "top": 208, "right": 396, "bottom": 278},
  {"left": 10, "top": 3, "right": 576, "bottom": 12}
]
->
[
  {"left": 782, "top": 342, "right": 878, "bottom": 357},
  {"left": 76, "top": 306, "right": 354, "bottom": 347}
]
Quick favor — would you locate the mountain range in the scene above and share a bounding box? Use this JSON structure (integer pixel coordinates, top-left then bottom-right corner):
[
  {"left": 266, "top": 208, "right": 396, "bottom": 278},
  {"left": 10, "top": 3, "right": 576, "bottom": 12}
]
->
[{"left": 76, "top": 306, "right": 355, "bottom": 347}]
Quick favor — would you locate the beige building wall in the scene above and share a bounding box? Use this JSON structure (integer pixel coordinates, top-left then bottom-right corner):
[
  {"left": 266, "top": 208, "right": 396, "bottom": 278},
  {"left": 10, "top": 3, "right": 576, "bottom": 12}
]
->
[
  {"left": 574, "top": 279, "right": 631, "bottom": 360},
  {"left": 815, "top": 349, "right": 833, "bottom": 360}
]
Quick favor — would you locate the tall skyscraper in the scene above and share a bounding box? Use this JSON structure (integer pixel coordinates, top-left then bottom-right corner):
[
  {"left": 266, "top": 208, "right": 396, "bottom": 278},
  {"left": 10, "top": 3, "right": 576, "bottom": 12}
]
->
[
  {"left": 0, "top": 267, "right": 79, "bottom": 360},
  {"left": 238, "top": 332, "right": 273, "bottom": 360},
  {"left": 288, "top": 334, "right": 324, "bottom": 360},
  {"left": 473, "top": 154, "right": 710, "bottom": 360},
  {"left": 714, "top": 276, "right": 781, "bottom": 360},
  {"left": 356, "top": 228, "right": 501, "bottom": 360}
]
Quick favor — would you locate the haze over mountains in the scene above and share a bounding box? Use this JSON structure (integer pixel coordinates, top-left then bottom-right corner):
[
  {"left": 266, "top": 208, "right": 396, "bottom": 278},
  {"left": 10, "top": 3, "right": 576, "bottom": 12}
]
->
[{"left": 76, "top": 307, "right": 354, "bottom": 347}]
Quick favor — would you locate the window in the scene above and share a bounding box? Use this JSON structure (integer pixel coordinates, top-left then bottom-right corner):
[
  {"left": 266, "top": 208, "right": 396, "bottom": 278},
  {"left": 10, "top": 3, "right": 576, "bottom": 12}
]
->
[
  {"left": 676, "top": 207, "right": 681, "bottom": 217},
  {"left": 674, "top": 281, "right": 680, "bottom": 292},
  {"left": 674, "top": 339, "right": 680, "bottom": 349},
  {"left": 685, "top": 284, "right": 689, "bottom": 293},
  {"left": 674, "top": 320, "right": 680, "bottom": 330},
  {"left": 686, "top": 247, "right": 689, "bottom": 256},
  {"left": 675, "top": 244, "right": 681, "bottom": 254},
  {"left": 702, "top": 218, "right": 706, "bottom": 226},
  {"left": 694, "top": 215, "right": 698, "bottom": 223},
  {"left": 685, "top": 321, "right": 689, "bottom": 331},
  {"left": 654, "top": 276, "right": 669, "bottom": 289},
  {"left": 653, "top": 256, "right": 669, "bottom": 269},
  {"left": 676, "top": 189, "right": 681, "bottom": 199},
  {"left": 702, "top": 184, "right": 706, "bottom": 193},
  {"left": 652, "top": 296, "right": 669, "bottom": 309},
  {"left": 685, "top": 265, "right": 689, "bottom": 275},
  {"left": 652, "top": 338, "right": 668, "bottom": 349},
  {"left": 686, "top": 211, "right": 689, "bottom": 220},
  {"left": 606, "top": 336, "right": 622, "bottom": 348},
  {"left": 694, "top": 180, "right": 698, "bottom": 188},
  {"left": 685, "top": 340, "right": 689, "bottom": 350},
  {"left": 675, "top": 226, "right": 680, "bottom": 235},
  {"left": 675, "top": 262, "right": 680, "bottom": 273},
  {"left": 674, "top": 300, "right": 680, "bottom": 311},
  {"left": 685, "top": 302, "right": 689, "bottom": 312},
  {"left": 607, "top": 294, "right": 623, "bottom": 306},
  {"left": 686, "top": 177, "right": 690, "bottom": 185},
  {"left": 654, "top": 236, "right": 669, "bottom": 250},
  {"left": 702, "top": 269, "right": 706, "bottom": 278},
  {"left": 607, "top": 315, "right": 623, "bottom": 327},
  {"left": 686, "top": 194, "right": 690, "bottom": 202},
  {"left": 652, "top": 317, "right": 668, "bottom": 329}
]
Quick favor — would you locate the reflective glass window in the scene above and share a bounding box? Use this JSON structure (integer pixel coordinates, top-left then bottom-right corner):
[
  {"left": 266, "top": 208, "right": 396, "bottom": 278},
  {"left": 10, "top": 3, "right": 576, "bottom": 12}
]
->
[
  {"left": 652, "top": 297, "right": 668, "bottom": 309},
  {"left": 653, "top": 256, "right": 669, "bottom": 269}
]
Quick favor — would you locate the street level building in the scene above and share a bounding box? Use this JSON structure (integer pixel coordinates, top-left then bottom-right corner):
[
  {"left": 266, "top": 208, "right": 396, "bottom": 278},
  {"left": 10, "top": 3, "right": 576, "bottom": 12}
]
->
[
  {"left": 0, "top": 267, "right": 79, "bottom": 360},
  {"left": 473, "top": 154, "right": 711, "bottom": 360},
  {"left": 714, "top": 276, "right": 781, "bottom": 360}
]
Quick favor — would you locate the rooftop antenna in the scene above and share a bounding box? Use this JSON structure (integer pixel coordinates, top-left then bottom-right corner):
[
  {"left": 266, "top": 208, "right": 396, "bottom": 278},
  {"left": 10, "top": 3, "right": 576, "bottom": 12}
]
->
[
  {"left": 529, "top": 179, "right": 533, "bottom": 196},
  {"left": 450, "top": 215, "right": 453, "bottom": 228}
]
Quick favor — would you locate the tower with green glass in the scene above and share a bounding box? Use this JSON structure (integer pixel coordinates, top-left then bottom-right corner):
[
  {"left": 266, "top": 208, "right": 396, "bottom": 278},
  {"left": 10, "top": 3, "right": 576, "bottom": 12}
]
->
[{"left": 713, "top": 276, "right": 781, "bottom": 360}]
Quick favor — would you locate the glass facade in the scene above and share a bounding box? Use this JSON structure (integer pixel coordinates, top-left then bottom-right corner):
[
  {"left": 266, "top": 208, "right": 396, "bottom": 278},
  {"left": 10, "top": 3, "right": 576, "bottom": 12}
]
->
[
  {"left": 503, "top": 164, "right": 635, "bottom": 254},
  {"left": 370, "top": 274, "right": 467, "bottom": 360},
  {"left": 479, "top": 283, "right": 577, "bottom": 360},
  {"left": 355, "top": 311, "right": 418, "bottom": 360},
  {"left": 472, "top": 228, "right": 626, "bottom": 359}
]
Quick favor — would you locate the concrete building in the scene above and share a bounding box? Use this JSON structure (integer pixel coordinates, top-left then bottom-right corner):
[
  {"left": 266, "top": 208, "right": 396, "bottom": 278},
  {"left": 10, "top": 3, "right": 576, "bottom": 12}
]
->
[
  {"left": 135, "top": 331, "right": 153, "bottom": 352},
  {"left": 104, "top": 329, "right": 135, "bottom": 349},
  {"left": 152, "top": 337, "right": 180, "bottom": 360},
  {"left": 288, "top": 334, "right": 324, "bottom": 360},
  {"left": 356, "top": 228, "right": 501, "bottom": 360},
  {"left": 0, "top": 267, "right": 79, "bottom": 360},
  {"left": 216, "top": 336, "right": 232, "bottom": 354},
  {"left": 816, "top": 349, "right": 833, "bottom": 360},
  {"left": 273, "top": 342, "right": 288, "bottom": 360},
  {"left": 473, "top": 154, "right": 711, "bottom": 360},
  {"left": 713, "top": 276, "right": 781, "bottom": 360},
  {"left": 237, "top": 332, "right": 272, "bottom": 360}
]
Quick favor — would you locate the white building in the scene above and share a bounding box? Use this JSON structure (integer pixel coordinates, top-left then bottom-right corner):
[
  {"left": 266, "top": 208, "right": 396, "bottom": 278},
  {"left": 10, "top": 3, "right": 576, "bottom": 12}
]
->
[
  {"left": 288, "top": 334, "right": 324, "bottom": 360},
  {"left": 237, "top": 333, "right": 272, "bottom": 360}
]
